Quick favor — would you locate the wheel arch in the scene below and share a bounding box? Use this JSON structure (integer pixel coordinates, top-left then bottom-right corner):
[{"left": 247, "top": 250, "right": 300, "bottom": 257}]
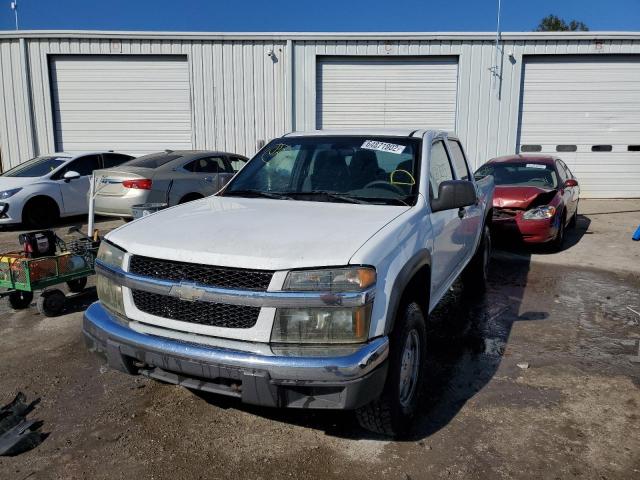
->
[
  {"left": 384, "top": 249, "right": 431, "bottom": 335},
  {"left": 22, "top": 194, "right": 61, "bottom": 218}
]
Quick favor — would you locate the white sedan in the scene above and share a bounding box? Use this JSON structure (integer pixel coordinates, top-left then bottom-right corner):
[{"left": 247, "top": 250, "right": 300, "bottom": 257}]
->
[{"left": 0, "top": 151, "right": 133, "bottom": 227}]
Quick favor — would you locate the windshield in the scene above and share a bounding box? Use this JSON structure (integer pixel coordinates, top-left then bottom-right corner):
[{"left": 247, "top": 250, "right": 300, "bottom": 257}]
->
[
  {"left": 1, "top": 156, "right": 68, "bottom": 178},
  {"left": 475, "top": 162, "right": 558, "bottom": 189},
  {"left": 222, "top": 136, "right": 421, "bottom": 205}
]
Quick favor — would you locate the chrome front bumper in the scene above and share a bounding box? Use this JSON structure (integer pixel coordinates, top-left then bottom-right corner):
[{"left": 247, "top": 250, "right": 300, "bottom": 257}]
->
[{"left": 83, "top": 302, "right": 389, "bottom": 409}]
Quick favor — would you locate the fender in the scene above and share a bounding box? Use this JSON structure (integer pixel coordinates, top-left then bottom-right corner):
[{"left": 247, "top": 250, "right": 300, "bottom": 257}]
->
[{"left": 384, "top": 248, "right": 431, "bottom": 335}]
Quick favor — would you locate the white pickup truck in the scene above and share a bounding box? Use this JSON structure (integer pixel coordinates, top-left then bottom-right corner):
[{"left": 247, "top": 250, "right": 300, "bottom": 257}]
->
[{"left": 84, "top": 129, "right": 494, "bottom": 436}]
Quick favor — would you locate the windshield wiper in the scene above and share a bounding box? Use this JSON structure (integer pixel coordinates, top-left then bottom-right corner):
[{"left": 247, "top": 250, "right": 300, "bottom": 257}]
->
[
  {"left": 288, "top": 191, "right": 371, "bottom": 204},
  {"left": 222, "top": 189, "right": 293, "bottom": 200}
]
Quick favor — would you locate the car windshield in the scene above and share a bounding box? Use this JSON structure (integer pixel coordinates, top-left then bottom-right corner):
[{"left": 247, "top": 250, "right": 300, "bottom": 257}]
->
[
  {"left": 1, "top": 156, "right": 68, "bottom": 178},
  {"left": 222, "top": 136, "right": 421, "bottom": 205},
  {"left": 475, "top": 162, "right": 558, "bottom": 189}
]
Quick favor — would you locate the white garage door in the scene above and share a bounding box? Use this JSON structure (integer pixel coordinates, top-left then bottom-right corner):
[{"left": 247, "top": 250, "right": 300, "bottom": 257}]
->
[
  {"left": 51, "top": 55, "right": 193, "bottom": 155},
  {"left": 518, "top": 56, "right": 640, "bottom": 198},
  {"left": 316, "top": 58, "right": 458, "bottom": 130}
]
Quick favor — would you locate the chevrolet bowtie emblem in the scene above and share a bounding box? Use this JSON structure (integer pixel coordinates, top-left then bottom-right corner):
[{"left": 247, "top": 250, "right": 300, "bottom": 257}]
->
[{"left": 170, "top": 282, "right": 205, "bottom": 302}]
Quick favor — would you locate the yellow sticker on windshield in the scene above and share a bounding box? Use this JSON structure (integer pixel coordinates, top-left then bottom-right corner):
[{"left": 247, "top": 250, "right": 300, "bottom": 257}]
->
[{"left": 390, "top": 169, "right": 416, "bottom": 186}]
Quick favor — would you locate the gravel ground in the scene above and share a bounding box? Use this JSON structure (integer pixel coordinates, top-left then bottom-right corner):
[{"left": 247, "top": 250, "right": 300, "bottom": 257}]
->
[{"left": 0, "top": 205, "right": 638, "bottom": 480}]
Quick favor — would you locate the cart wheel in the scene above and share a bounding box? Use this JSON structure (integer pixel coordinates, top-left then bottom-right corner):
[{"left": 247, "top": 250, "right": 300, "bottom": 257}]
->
[
  {"left": 37, "top": 289, "right": 66, "bottom": 317},
  {"left": 66, "top": 277, "right": 88, "bottom": 293},
  {"left": 8, "top": 291, "right": 34, "bottom": 310}
]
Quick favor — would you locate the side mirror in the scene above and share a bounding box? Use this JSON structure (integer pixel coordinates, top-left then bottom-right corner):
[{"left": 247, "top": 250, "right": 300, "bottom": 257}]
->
[
  {"left": 431, "top": 180, "right": 477, "bottom": 213},
  {"left": 63, "top": 170, "right": 81, "bottom": 182},
  {"left": 564, "top": 179, "right": 578, "bottom": 188}
]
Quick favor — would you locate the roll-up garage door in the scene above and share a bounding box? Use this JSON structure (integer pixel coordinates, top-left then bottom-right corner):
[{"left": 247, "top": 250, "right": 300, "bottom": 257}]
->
[
  {"left": 518, "top": 56, "right": 640, "bottom": 198},
  {"left": 50, "top": 55, "right": 193, "bottom": 155},
  {"left": 316, "top": 57, "right": 458, "bottom": 130}
]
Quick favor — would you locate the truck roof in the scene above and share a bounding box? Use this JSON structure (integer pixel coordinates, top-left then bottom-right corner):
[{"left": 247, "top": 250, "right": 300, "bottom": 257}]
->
[{"left": 284, "top": 128, "right": 452, "bottom": 138}]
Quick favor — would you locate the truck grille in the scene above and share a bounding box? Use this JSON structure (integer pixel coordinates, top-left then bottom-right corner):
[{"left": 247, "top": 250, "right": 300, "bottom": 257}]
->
[
  {"left": 132, "top": 290, "right": 260, "bottom": 329},
  {"left": 129, "top": 255, "right": 274, "bottom": 291}
]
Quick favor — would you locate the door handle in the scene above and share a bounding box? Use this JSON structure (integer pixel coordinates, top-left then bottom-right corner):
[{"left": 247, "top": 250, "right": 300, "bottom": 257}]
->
[{"left": 458, "top": 207, "right": 465, "bottom": 219}]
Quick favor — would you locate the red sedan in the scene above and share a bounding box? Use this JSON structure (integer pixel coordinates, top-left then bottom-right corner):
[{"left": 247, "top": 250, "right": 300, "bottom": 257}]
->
[{"left": 475, "top": 155, "right": 580, "bottom": 250}]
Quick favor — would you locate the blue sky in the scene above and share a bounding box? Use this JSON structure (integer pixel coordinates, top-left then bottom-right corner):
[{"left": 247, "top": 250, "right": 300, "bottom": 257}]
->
[{"left": 1, "top": 0, "right": 639, "bottom": 32}]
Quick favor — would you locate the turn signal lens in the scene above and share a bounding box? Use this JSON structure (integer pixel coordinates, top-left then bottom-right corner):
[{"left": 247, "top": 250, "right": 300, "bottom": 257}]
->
[{"left": 122, "top": 179, "right": 152, "bottom": 190}]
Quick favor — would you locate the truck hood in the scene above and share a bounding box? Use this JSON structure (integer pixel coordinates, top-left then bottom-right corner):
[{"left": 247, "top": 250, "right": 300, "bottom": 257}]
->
[
  {"left": 493, "top": 186, "right": 558, "bottom": 209},
  {"left": 107, "top": 196, "right": 410, "bottom": 270}
]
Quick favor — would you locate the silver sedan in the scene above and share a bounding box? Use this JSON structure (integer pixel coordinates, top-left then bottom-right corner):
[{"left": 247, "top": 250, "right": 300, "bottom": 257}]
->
[{"left": 93, "top": 150, "right": 247, "bottom": 218}]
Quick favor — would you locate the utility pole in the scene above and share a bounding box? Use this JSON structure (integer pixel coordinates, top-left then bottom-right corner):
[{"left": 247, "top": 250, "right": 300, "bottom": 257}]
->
[{"left": 10, "top": 0, "right": 19, "bottom": 30}]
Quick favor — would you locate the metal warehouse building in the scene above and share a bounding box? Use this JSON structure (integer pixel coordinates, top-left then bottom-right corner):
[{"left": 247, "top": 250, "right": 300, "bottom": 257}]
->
[{"left": 0, "top": 30, "right": 639, "bottom": 197}]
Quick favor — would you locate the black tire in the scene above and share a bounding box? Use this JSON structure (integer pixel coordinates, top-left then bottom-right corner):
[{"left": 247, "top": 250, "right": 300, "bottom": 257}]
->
[
  {"left": 568, "top": 202, "right": 578, "bottom": 229},
  {"left": 22, "top": 197, "right": 60, "bottom": 228},
  {"left": 36, "top": 289, "right": 66, "bottom": 317},
  {"left": 462, "top": 224, "right": 491, "bottom": 293},
  {"left": 549, "top": 214, "right": 566, "bottom": 252},
  {"left": 66, "top": 277, "right": 87, "bottom": 293},
  {"left": 179, "top": 194, "right": 203, "bottom": 205},
  {"left": 8, "top": 290, "right": 33, "bottom": 310},
  {"left": 356, "top": 301, "right": 427, "bottom": 437}
]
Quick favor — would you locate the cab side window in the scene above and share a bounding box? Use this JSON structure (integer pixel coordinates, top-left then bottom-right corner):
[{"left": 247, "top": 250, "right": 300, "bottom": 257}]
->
[
  {"left": 448, "top": 140, "right": 470, "bottom": 181},
  {"left": 429, "top": 141, "right": 455, "bottom": 200}
]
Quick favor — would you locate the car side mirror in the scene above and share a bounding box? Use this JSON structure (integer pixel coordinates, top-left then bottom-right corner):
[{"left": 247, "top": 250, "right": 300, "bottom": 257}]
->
[
  {"left": 564, "top": 179, "right": 578, "bottom": 188},
  {"left": 431, "top": 180, "right": 477, "bottom": 213},
  {"left": 63, "top": 171, "right": 81, "bottom": 182}
]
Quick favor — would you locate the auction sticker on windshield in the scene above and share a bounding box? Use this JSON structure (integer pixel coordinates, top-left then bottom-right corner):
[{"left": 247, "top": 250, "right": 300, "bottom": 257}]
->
[
  {"left": 361, "top": 140, "right": 406, "bottom": 154},
  {"left": 526, "top": 163, "right": 547, "bottom": 169}
]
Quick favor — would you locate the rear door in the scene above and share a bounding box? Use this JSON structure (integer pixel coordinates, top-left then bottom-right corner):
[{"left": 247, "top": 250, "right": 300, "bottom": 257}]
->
[
  {"left": 53, "top": 154, "right": 102, "bottom": 214},
  {"left": 182, "top": 156, "right": 231, "bottom": 193},
  {"left": 447, "top": 138, "right": 482, "bottom": 261},
  {"left": 429, "top": 140, "right": 467, "bottom": 301}
]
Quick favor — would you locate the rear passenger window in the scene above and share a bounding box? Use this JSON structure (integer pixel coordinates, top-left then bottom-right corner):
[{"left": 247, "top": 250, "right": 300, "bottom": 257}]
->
[
  {"left": 102, "top": 153, "right": 134, "bottom": 168},
  {"left": 556, "top": 161, "right": 568, "bottom": 183},
  {"left": 447, "top": 140, "right": 470, "bottom": 181},
  {"left": 429, "top": 141, "right": 454, "bottom": 200},
  {"left": 229, "top": 157, "right": 247, "bottom": 172},
  {"left": 56, "top": 155, "right": 101, "bottom": 178}
]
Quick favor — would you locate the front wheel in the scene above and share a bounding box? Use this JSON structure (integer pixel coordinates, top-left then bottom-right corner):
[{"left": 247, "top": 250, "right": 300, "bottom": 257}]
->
[
  {"left": 462, "top": 224, "right": 491, "bottom": 293},
  {"left": 66, "top": 277, "right": 87, "bottom": 293},
  {"left": 356, "top": 301, "right": 427, "bottom": 437},
  {"left": 37, "top": 289, "right": 66, "bottom": 317}
]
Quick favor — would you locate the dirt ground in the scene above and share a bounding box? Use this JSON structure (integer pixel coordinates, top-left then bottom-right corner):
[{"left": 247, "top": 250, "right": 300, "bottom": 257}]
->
[{"left": 0, "top": 202, "right": 639, "bottom": 480}]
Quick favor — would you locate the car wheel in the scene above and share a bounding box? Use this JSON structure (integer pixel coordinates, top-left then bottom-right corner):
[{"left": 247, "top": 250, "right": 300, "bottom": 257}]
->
[
  {"left": 66, "top": 277, "right": 87, "bottom": 293},
  {"left": 37, "top": 289, "right": 66, "bottom": 317},
  {"left": 23, "top": 197, "right": 60, "bottom": 228},
  {"left": 8, "top": 290, "right": 33, "bottom": 310},
  {"left": 462, "top": 223, "right": 491, "bottom": 294},
  {"left": 568, "top": 202, "right": 578, "bottom": 229},
  {"left": 356, "top": 301, "right": 427, "bottom": 437},
  {"left": 179, "top": 193, "right": 203, "bottom": 205},
  {"left": 550, "top": 214, "right": 566, "bottom": 252}
]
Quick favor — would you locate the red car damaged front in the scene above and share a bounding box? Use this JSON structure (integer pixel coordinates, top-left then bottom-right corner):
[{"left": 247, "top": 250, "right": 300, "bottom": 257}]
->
[{"left": 475, "top": 155, "right": 579, "bottom": 248}]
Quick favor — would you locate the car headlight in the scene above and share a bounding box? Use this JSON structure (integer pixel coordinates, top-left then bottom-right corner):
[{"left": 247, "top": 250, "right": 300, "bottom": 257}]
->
[
  {"left": 283, "top": 267, "right": 376, "bottom": 292},
  {"left": 97, "top": 241, "right": 126, "bottom": 269},
  {"left": 271, "top": 305, "right": 372, "bottom": 344},
  {"left": 0, "top": 187, "right": 22, "bottom": 199},
  {"left": 96, "top": 241, "right": 126, "bottom": 315},
  {"left": 523, "top": 205, "right": 556, "bottom": 220}
]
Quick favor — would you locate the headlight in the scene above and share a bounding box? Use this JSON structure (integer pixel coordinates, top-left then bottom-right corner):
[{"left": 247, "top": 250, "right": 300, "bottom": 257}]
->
[
  {"left": 96, "top": 241, "right": 126, "bottom": 315},
  {"left": 271, "top": 305, "right": 372, "bottom": 344},
  {"left": 97, "top": 241, "right": 126, "bottom": 269},
  {"left": 0, "top": 188, "right": 22, "bottom": 199},
  {"left": 284, "top": 267, "right": 376, "bottom": 292},
  {"left": 523, "top": 205, "right": 556, "bottom": 220},
  {"left": 96, "top": 275, "right": 125, "bottom": 316}
]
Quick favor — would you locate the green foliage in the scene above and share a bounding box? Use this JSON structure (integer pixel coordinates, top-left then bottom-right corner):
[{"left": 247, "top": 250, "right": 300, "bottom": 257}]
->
[{"left": 536, "top": 14, "right": 589, "bottom": 32}]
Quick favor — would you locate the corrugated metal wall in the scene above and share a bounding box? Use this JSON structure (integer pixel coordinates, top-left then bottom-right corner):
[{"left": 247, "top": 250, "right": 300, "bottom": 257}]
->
[
  {"left": 1, "top": 33, "right": 639, "bottom": 176},
  {"left": 293, "top": 38, "right": 640, "bottom": 170},
  {"left": 0, "top": 36, "right": 290, "bottom": 169}
]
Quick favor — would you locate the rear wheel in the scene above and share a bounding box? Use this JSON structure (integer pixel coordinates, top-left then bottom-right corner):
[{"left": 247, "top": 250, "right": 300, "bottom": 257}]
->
[
  {"left": 37, "top": 289, "right": 66, "bottom": 317},
  {"left": 22, "top": 197, "right": 60, "bottom": 228},
  {"left": 179, "top": 193, "right": 203, "bottom": 205},
  {"left": 356, "top": 301, "right": 427, "bottom": 437},
  {"left": 66, "top": 277, "right": 87, "bottom": 293},
  {"left": 462, "top": 224, "right": 491, "bottom": 293},
  {"left": 8, "top": 291, "right": 33, "bottom": 310}
]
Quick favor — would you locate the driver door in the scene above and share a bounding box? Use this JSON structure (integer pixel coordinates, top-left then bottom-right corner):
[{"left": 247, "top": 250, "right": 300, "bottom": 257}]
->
[
  {"left": 54, "top": 155, "right": 101, "bottom": 215},
  {"left": 429, "top": 140, "right": 467, "bottom": 302}
]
